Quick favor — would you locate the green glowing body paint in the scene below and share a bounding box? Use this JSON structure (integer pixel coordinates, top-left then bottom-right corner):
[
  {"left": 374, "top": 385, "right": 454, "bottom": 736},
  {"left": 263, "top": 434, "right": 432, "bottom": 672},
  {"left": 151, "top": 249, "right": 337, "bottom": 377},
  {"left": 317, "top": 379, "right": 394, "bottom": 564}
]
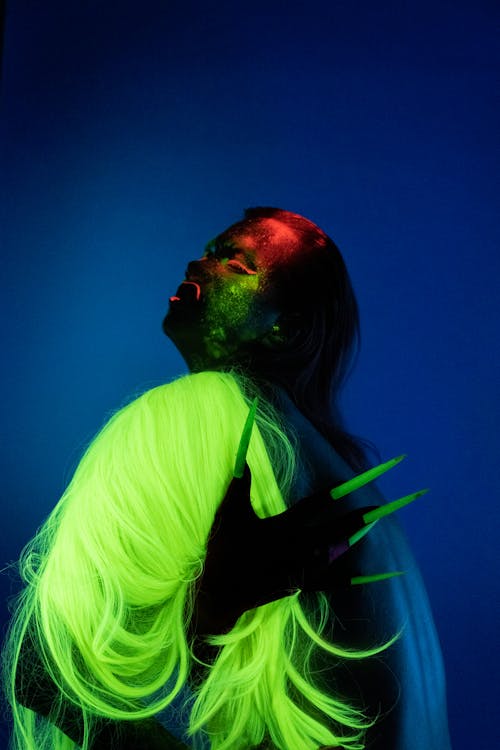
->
[{"left": 202, "top": 273, "right": 264, "bottom": 361}]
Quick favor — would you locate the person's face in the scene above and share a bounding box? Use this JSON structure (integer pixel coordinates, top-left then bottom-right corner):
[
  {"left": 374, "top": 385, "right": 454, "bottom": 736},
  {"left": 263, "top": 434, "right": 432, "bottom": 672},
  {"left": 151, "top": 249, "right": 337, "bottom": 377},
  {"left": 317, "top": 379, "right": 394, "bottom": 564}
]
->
[{"left": 163, "top": 218, "right": 302, "bottom": 371}]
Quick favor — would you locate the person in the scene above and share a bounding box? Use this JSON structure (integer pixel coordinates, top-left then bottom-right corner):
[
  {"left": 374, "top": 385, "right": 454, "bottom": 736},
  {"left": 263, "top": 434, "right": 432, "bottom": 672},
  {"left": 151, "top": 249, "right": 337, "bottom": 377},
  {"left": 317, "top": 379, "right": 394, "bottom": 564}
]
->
[
  {"left": 162, "top": 207, "right": 452, "bottom": 749},
  {"left": 2, "top": 207, "right": 451, "bottom": 750}
]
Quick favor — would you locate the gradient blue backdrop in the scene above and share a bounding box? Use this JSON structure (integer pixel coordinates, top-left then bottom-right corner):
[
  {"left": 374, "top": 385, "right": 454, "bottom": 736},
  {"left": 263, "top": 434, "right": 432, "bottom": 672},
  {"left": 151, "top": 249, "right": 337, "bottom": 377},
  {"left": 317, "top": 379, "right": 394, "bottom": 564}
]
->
[{"left": 1, "top": 2, "right": 498, "bottom": 748}]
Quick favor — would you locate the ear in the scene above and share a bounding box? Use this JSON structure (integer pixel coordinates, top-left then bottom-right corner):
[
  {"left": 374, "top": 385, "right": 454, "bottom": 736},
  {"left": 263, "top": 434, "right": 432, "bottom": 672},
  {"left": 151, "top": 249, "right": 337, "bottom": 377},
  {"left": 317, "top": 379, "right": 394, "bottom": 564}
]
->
[
  {"left": 260, "top": 312, "right": 301, "bottom": 349},
  {"left": 260, "top": 323, "right": 286, "bottom": 349}
]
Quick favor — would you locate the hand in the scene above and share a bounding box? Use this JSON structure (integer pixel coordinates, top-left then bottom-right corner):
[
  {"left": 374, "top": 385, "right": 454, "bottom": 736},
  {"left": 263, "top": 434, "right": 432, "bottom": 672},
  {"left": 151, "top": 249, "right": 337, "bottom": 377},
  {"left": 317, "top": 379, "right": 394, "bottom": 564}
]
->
[{"left": 190, "top": 456, "right": 425, "bottom": 639}]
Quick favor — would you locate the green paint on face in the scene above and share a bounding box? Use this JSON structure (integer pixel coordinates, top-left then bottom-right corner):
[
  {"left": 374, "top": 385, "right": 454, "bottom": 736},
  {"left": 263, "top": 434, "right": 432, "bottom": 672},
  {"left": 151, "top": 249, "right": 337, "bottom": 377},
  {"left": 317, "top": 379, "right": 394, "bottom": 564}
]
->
[
  {"left": 199, "top": 258, "right": 278, "bottom": 362},
  {"left": 164, "top": 217, "right": 300, "bottom": 369},
  {"left": 204, "top": 273, "right": 260, "bottom": 338}
]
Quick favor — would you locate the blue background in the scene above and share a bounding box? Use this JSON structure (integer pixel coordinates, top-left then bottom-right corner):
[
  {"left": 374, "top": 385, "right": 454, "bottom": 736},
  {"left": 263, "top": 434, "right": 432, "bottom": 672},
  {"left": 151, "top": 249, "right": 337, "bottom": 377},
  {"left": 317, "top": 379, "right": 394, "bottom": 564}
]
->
[{"left": 1, "top": 2, "right": 498, "bottom": 748}]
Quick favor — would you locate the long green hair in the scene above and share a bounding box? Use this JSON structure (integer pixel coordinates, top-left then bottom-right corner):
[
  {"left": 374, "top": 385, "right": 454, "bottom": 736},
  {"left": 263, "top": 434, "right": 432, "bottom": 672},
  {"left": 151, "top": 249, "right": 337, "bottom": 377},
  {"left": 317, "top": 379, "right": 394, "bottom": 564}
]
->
[{"left": 2, "top": 371, "right": 392, "bottom": 749}]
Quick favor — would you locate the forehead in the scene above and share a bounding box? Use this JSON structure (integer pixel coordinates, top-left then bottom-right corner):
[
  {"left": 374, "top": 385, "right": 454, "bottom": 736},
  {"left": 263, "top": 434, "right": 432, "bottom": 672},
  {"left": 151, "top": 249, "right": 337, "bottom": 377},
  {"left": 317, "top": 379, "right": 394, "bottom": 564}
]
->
[{"left": 222, "top": 218, "right": 299, "bottom": 266}]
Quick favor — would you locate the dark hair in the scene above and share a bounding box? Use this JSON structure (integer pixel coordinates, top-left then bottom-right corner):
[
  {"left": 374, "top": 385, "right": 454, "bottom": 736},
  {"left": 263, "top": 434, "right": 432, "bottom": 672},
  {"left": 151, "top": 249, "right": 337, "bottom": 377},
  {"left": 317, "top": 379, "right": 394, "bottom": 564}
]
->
[{"left": 224, "top": 207, "right": 379, "bottom": 472}]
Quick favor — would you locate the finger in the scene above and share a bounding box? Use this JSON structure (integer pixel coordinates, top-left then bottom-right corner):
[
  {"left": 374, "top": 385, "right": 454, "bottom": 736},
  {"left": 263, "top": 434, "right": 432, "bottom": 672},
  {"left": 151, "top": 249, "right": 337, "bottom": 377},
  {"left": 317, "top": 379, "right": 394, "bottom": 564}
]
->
[
  {"left": 295, "top": 509, "right": 378, "bottom": 580},
  {"left": 350, "top": 571, "right": 406, "bottom": 585},
  {"left": 327, "top": 538, "right": 350, "bottom": 563},
  {"left": 327, "top": 519, "right": 378, "bottom": 563},
  {"left": 306, "top": 505, "right": 378, "bottom": 545},
  {"left": 302, "top": 544, "right": 356, "bottom": 591},
  {"left": 362, "top": 488, "right": 429, "bottom": 524},
  {"left": 233, "top": 398, "right": 259, "bottom": 478},
  {"left": 281, "top": 489, "right": 333, "bottom": 526},
  {"left": 214, "top": 463, "right": 256, "bottom": 526},
  {"left": 330, "top": 454, "right": 407, "bottom": 500},
  {"left": 347, "top": 520, "right": 378, "bottom": 548}
]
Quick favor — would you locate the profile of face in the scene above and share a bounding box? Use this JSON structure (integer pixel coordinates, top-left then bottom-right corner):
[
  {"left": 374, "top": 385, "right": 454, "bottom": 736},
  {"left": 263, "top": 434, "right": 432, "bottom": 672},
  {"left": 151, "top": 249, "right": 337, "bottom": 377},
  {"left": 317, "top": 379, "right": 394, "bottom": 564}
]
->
[{"left": 163, "top": 217, "right": 307, "bottom": 371}]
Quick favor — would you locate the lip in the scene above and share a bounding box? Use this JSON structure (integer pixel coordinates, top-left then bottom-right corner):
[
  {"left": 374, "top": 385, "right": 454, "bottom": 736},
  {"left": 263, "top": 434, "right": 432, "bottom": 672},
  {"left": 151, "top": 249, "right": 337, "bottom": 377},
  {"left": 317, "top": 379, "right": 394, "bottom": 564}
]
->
[{"left": 169, "top": 280, "right": 202, "bottom": 304}]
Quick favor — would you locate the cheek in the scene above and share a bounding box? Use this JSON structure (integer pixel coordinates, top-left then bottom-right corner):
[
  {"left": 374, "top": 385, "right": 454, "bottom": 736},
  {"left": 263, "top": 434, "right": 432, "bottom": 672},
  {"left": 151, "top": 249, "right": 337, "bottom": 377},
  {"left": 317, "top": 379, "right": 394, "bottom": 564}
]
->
[
  {"left": 204, "top": 277, "right": 278, "bottom": 340},
  {"left": 205, "top": 277, "right": 259, "bottom": 324}
]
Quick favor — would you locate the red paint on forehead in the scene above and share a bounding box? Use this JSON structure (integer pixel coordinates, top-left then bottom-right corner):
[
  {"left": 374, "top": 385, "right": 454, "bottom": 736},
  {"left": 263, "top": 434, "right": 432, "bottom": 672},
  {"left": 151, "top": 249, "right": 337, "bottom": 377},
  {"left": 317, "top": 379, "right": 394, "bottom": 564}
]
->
[{"left": 230, "top": 218, "right": 299, "bottom": 270}]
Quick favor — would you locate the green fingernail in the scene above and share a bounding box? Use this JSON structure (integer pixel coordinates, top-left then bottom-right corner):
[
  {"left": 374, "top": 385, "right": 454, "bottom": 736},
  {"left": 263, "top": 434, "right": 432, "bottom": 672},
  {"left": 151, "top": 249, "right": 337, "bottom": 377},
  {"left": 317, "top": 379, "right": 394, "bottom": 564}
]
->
[
  {"left": 330, "top": 454, "right": 407, "bottom": 500},
  {"left": 233, "top": 398, "right": 258, "bottom": 478},
  {"left": 348, "top": 520, "right": 378, "bottom": 547},
  {"left": 362, "top": 488, "right": 429, "bottom": 524},
  {"left": 350, "top": 571, "right": 406, "bottom": 585}
]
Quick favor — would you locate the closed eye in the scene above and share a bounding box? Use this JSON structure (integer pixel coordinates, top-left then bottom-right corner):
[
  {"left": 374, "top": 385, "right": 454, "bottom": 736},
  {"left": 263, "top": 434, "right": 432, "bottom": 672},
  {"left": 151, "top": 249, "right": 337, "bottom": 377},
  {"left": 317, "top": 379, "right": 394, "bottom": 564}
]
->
[{"left": 226, "top": 259, "right": 257, "bottom": 275}]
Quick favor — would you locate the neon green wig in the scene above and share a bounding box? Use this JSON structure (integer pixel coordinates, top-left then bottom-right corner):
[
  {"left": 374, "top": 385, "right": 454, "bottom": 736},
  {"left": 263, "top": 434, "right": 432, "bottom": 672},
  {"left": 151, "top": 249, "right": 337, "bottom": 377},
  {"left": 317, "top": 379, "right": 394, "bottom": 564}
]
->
[{"left": 2, "top": 371, "right": 392, "bottom": 749}]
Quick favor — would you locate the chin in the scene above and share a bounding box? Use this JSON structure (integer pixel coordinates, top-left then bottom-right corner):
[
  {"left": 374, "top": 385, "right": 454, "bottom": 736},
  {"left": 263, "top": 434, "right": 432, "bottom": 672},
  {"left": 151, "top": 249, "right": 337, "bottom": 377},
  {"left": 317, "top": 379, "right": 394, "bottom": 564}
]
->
[{"left": 162, "top": 306, "right": 193, "bottom": 338}]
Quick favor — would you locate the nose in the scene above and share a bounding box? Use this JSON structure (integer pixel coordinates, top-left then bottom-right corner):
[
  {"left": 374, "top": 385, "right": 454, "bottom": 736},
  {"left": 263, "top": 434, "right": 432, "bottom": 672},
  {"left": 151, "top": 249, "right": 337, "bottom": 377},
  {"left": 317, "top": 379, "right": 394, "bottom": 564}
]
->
[{"left": 186, "top": 259, "right": 207, "bottom": 279}]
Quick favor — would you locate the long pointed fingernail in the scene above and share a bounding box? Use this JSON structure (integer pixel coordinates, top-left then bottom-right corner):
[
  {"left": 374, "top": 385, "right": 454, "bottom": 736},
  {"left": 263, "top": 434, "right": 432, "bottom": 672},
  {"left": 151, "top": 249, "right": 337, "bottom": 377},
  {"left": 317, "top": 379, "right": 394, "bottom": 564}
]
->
[
  {"left": 330, "top": 455, "right": 407, "bottom": 500},
  {"left": 362, "top": 489, "right": 429, "bottom": 524},
  {"left": 350, "top": 571, "right": 406, "bottom": 585},
  {"left": 348, "top": 520, "right": 378, "bottom": 547},
  {"left": 233, "top": 398, "right": 259, "bottom": 478}
]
